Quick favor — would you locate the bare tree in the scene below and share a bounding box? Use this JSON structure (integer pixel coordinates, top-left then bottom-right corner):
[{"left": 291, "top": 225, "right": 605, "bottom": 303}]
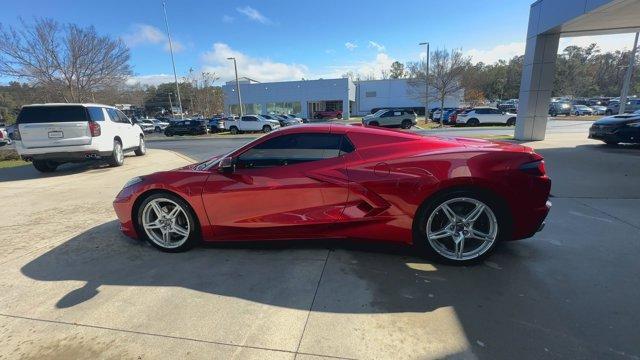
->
[
  {"left": 0, "top": 18, "right": 131, "bottom": 103},
  {"left": 408, "top": 48, "right": 469, "bottom": 124}
]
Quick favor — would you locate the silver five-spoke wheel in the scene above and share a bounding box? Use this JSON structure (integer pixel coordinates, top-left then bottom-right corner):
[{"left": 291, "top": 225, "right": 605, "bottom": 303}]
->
[
  {"left": 426, "top": 197, "right": 498, "bottom": 261},
  {"left": 142, "top": 198, "right": 191, "bottom": 249}
]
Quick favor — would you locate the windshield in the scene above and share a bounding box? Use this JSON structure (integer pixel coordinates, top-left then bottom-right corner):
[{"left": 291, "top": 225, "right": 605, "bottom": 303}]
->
[{"left": 372, "top": 109, "right": 386, "bottom": 116}]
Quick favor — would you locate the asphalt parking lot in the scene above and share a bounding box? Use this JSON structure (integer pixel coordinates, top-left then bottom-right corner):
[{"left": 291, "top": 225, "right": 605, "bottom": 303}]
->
[{"left": 1, "top": 127, "right": 639, "bottom": 359}]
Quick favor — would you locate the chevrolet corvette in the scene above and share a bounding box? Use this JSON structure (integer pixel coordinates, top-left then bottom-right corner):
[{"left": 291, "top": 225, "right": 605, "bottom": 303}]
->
[{"left": 114, "top": 124, "right": 551, "bottom": 264}]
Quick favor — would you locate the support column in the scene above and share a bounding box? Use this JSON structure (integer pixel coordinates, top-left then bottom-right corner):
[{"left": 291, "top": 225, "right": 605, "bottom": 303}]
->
[
  {"left": 342, "top": 99, "right": 350, "bottom": 120},
  {"left": 515, "top": 32, "right": 560, "bottom": 141}
]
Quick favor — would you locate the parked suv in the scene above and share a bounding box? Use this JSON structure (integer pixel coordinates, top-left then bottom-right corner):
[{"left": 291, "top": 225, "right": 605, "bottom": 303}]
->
[
  {"left": 456, "top": 107, "right": 517, "bottom": 126},
  {"left": 362, "top": 109, "right": 417, "bottom": 129},
  {"left": 164, "top": 119, "right": 208, "bottom": 136},
  {"left": 605, "top": 99, "right": 640, "bottom": 115},
  {"left": 549, "top": 101, "right": 571, "bottom": 116},
  {"left": 14, "top": 103, "right": 145, "bottom": 172},
  {"left": 223, "top": 115, "right": 281, "bottom": 134}
]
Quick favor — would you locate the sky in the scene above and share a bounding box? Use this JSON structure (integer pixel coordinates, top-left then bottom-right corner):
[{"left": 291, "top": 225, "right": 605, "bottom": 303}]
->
[{"left": 0, "top": 0, "right": 638, "bottom": 86}]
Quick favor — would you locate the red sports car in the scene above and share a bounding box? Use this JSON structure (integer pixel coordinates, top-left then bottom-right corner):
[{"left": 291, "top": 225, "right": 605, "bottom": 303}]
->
[{"left": 113, "top": 124, "right": 551, "bottom": 264}]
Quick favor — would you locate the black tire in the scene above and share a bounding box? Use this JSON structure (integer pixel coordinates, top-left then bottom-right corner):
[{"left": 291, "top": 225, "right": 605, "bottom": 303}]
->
[
  {"left": 165, "top": 130, "right": 173, "bottom": 137},
  {"left": 368, "top": 121, "right": 380, "bottom": 127},
  {"left": 134, "top": 136, "right": 146, "bottom": 156},
  {"left": 155, "top": 126, "right": 161, "bottom": 132},
  {"left": 314, "top": 114, "right": 322, "bottom": 119},
  {"left": 604, "top": 140, "right": 619, "bottom": 146},
  {"left": 136, "top": 192, "right": 200, "bottom": 253},
  {"left": 412, "top": 189, "right": 508, "bottom": 265},
  {"left": 108, "top": 140, "right": 124, "bottom": 167},
  {"left": 337, "top": 113, "right": 343, "bottom": 119},
  {"left": 229, "top": 126, "right": 239, "bottom": 135},
  {"left": 401, "top": 119, "right": 413, "bottom": 129},
  {"left": 506, "top": 117, "right": 516, "bottom": 126},
  {"left": 550, "top": 111, "right": 557, "bottom": 117},
  {"left": 467, "top": 118, "right": 480, "bottom": 127},
  {"left": 605, "top": 110, "right": 613, "bottom": 116},
  {"left": 32, "top": 160, "right": 58, "bottom": 173},
  {"left": 262, "top": 125, "right": 272, "bottom": 133}
]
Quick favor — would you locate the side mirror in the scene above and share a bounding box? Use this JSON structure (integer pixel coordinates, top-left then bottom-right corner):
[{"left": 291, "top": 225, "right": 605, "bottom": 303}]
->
[{"left": 218, "top": 156, "right": 235, "bottom": 173}]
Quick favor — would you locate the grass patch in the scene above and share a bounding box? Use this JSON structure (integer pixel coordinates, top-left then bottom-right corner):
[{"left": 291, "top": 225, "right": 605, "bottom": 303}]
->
[{"left": 0, "top": 159, "right": 27, "bottom": 169}]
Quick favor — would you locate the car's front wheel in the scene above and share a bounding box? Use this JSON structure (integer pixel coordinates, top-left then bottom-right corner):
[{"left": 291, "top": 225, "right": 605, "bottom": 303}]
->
[
  {"left": 137, "top": 193, "right": 199, "bottom": 252},
  {"left": 262, "top": 125, "right": 272, "bottom": 133},
  {"left": 32, "top": 160, "right": 59, "bottom": 173},
  {"left": 401, "top": 119, "right": 413, "bottom": 129},
  {"left": 467, "top": 118, "right": 480, "bottom": 127},
  {"left": 506, "top": 117, "right": 516, "bottom": 126},
  {"left": 414, "top": 190, "right": 505, "bottom": 265},
  {"left": 229, "top": 126, "right": 239, "bottom": 135}
]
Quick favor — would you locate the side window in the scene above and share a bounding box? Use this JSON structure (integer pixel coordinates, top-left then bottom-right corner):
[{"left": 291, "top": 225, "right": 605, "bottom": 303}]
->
[
  {"left": 87, "top": 107, "right": 105, "bottom": 121},
  {"left": 393, "top": 111, "right": 402, "bottom": 116},
  {"left": 475, "top": 108, "right": 488, "bottom": 114},
  {"left": 237, "top": 133, "right": 348, "bottom": 168},
  {"left": 381, "top": 111, "right": 393, "bottom": 117},
  {"left": 116, "top": 110, "right": 131, "bottom": 124},
  {"left": 106, "top": 108, "right": 121, "bottom": 123}
]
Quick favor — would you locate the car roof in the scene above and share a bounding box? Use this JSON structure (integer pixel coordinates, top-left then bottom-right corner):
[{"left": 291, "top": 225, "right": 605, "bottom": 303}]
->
[
  {"left": 275, "top": 123, "right": 423, "bottom": 140},
  {"left": 22, "top": 103, "right": 118, "bottom": 109}
]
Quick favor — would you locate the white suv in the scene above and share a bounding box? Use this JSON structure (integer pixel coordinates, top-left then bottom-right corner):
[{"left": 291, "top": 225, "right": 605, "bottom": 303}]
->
[{"left": 14, "top": 103, "right": 145, "bottom": 172}]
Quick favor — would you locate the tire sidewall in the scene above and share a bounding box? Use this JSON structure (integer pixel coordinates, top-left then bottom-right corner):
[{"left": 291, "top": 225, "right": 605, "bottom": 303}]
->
[
  {"left": 412, "top": 189, "right": 508, "bottom": 265},
  {"left": 136, "top": 192, "right": 199, "bottom": 252},
  {"left": 111, "top": 140, "right": 124, "bottom": 166}
]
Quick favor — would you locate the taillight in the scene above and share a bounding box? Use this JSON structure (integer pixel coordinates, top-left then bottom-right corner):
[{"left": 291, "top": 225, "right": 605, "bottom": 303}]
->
[
  {"left": 89, "top": 121, "right": 101, "bottom": 137},
  {"left": 520, "top": 160, "right": 546, "bottom": 176},
  {"left": 13, "top": 127, "right": 21, "bottom": 141},
  {"left": 0, "top": 131, "right": 3, "bottom": 139}
]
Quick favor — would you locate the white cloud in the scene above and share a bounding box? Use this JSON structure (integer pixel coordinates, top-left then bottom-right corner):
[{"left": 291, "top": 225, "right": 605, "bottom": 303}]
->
[
  {"left": 465, "top": 42, "right": 525, "bottom": 64},
  {"left": 126, "top": 74, "right": 176, "bottom": 86},
  {"left": 315, "top": 52, "right": 396, "bottom": 79},
  {"left": 123, "top": 24, "right": 184, "bottom": 53},
  {"left": 201, "top": 43, "right": 308, "bottom": 82},
  {"left": 560, "top": 33, "right": 637, "bottom": 53},
  {"left": 345, "top": 42, "right": 358, "bottom": 51},
  {"left": 222, "top": 15, "right": 235, "bottom": 23},
  {"left": 368, "top": 41, "right": 386, "bottom": 52},
  {"left": 236, "top": 6, "right": 271, "bottom": 24}
]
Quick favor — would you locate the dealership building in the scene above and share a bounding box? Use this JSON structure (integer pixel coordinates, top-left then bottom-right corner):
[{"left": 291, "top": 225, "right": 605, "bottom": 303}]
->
[{"left": 222, "top": 77, "right": 463, "bottom": 119}]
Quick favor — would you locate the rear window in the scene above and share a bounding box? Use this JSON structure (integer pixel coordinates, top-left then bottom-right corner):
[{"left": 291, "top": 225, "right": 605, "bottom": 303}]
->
[{"left": 17, "top": 106, "right": 89, "bottom": 124}]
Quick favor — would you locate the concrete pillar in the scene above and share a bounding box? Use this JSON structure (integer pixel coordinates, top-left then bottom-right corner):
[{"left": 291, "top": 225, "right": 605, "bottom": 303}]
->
[
  {"left": 515, "top": 32, "right": 560, "bottom": 140},
  {"left": 343, "top": 99, "right": 350, "bottom": 120}
]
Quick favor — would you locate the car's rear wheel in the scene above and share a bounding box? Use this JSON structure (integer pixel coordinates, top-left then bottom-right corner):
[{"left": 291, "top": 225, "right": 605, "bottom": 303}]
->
[
  {"left": 32, "top": 160, "right": 58, "bottom": 173},
  {"left": 337, "top": 114, "right": 343, "bottom": 119},
  {"left": 134, "top": 136, "right": 146, "bottom": 156},
  {"left": 137, "top": 193, "right": 199, "bottom": 252},
  {"left": 229, "top": 126, "right": 239, "bottom": 135},
  {"left": 413, "top": 190, "right": 505, "bottom": 265},
  {"left": 401, "top": 119, "right": 413, "bottom": 129},
  {"left": 108, "top": 140, "right": 124, "bottom": 167},
  {"left": 165, "top": 130, "right": 173, "bottom": 137},
  {"left": 467, "top": 118, "right": 480, "bottom": 127},
  {"left": 262, "top": 125, "right": 272, "bottom": 133},
  {"left": 506, "top": 117, "right": 516, "bottom": 126},
  {"left": 550, "top": 110, "right": 557, "bottom": 117}
]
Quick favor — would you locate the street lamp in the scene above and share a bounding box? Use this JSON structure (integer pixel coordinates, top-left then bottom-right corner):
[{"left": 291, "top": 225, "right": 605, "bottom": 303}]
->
[
  {"left": 227, "top": 57, "right": 244, "bottom": 117},
  {"left": 419, "top": 42, "right": 430, "bottom": 122},
  {"left": 620, "top": 32, "right": 639, "bottom": 114},
  {"left": 162, "top": 0, "right": 184, "bottom": 119}
]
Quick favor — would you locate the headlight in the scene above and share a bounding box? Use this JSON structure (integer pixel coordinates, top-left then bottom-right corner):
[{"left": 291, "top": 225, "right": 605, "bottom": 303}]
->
[{"left": 123, "top": 176, "right": 143, "bottom": 188}]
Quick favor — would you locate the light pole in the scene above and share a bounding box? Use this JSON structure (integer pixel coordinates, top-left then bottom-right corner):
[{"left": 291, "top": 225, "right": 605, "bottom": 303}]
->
[
  {"left": 620, "top": 32, "right": 639, "bottom": 114},
  {"left": 162, "top": 0, "right": 184, "bottom": 119},
  {"left": 419, "top": 42, "right": 430, "bottom": 121},
  {"left": 168, "top": 92, "right": 173, "bottom": 116},
  {"left": 227, "top": 57, "right": 244, "bottom": 116}
]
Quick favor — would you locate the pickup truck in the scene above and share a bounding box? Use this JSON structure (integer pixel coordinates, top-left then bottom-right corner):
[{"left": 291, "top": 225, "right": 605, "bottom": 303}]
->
[
  {"left": 313, "top": 110, "right": 342, "bottom": 119},
  {"left": 223, "top": 115, "right": 281, "bottom": 134}
]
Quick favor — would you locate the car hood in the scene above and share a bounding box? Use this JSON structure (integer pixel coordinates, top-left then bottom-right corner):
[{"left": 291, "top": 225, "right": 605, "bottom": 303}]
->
[{"left": 593, "top": 115, "right": 639, "bottom": 125}]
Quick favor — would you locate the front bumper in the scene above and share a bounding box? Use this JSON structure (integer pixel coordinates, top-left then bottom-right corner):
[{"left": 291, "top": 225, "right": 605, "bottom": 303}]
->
[
  {"left": 589, "top": 126, "right": 640, "bottom": 143},
  {"left": 113, "top": 187, "right": 139, "bottom": 239}
]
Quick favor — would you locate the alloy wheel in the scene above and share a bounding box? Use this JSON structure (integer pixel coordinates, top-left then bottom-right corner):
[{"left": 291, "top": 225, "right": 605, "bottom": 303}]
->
[
  {"left": 426, "top": 197, "right": 498, "bottom": 261},
  {"left": 141, "top": 198, "right": 191, "bottom": 249}
]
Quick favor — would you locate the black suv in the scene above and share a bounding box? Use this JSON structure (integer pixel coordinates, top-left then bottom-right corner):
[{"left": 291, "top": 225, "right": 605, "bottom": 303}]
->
[{"left": 164, "top": 119, "right": 208, "bottom": 136}]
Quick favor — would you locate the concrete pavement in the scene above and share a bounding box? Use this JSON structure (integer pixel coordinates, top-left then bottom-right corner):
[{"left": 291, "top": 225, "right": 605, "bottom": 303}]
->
[{"left": 1, "top": 138, "right": 639, "bottom": 359}]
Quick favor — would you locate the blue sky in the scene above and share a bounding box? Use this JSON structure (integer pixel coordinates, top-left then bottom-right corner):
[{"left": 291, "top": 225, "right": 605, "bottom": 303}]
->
[{"left": 1, "top": 0, "right": 636, "bottom": 85}]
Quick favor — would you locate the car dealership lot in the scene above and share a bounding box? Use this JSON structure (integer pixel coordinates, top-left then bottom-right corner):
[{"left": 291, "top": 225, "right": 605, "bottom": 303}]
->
[{"left": 0, "top": 130, "right": 639, "bottom": 359}]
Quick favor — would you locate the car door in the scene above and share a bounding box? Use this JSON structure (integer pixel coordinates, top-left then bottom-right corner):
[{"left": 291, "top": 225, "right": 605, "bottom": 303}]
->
[
  {"left": 491, "top": 108, "right": 507, "bottom": 123},
  {"left": 116, "top": 109, "right": 138, "bottom": 147},
  {"left": 106, "top": 108, "right": 129, "bottom": 148},
  {"left": 240, "top": 116, "right": 259, "bottom": 131},
  {"left": 201, "top": 132, "right": 352, "bottom": 239},
  {"left": 379, "top": 110, "right": 394, "bottom": 126}
]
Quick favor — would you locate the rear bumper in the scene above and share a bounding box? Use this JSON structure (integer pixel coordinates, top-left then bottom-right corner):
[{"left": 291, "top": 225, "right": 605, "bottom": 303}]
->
[
  {"left": 512, "top": 199, "right": 551, "bottom": 240},
  {"left": 19, "top": 148, "right": 112, "bottom": 162},
  {"left": 589, "top": 127, "right": 640, "bottom": 143}
]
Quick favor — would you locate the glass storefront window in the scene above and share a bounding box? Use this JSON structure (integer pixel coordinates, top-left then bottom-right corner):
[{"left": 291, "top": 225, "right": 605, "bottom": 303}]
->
[
  {"left": 266, "top": 102, "right": 302, "bottom": 116},
  {"left": 229, "top": 103, "right": 262, "bottom": 115}
]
